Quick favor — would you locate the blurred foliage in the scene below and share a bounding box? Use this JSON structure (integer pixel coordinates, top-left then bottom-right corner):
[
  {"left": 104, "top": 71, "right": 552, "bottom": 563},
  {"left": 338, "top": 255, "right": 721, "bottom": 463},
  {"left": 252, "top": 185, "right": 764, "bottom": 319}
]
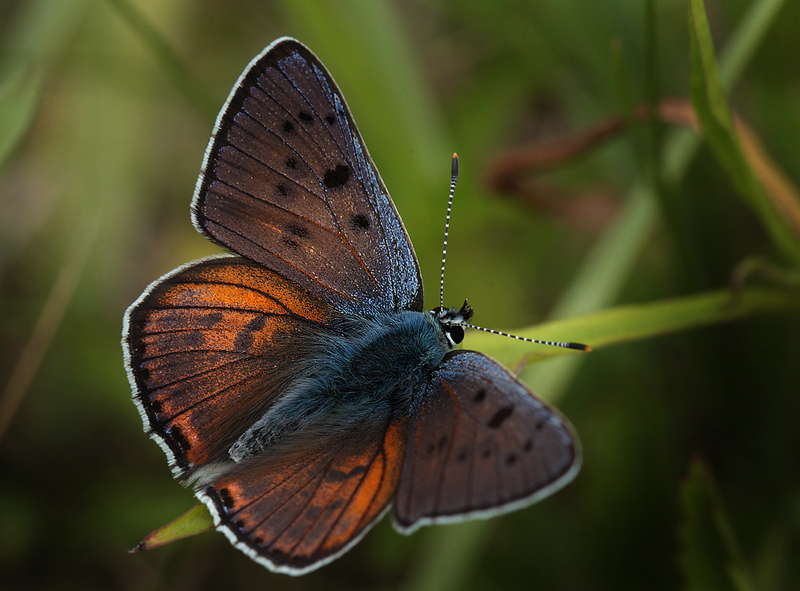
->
[
  {"left": 1, "top": 0, "right": 799, "bottom": 590},
  {"left": 679, "top": 458, "right": 754, "bottom": 591}
]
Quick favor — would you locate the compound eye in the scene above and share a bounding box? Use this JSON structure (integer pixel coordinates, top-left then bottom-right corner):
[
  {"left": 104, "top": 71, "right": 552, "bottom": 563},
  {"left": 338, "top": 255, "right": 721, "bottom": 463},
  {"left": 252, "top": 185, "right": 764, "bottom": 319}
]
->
[{"left": 447, "top": 324, "right": 465, "bottom": 345}]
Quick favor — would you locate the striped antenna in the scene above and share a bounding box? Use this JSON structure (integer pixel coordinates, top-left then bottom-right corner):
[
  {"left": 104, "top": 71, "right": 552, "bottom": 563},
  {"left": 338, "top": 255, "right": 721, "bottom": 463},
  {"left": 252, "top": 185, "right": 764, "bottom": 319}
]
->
[
  {"left": 467, "top": 324, "right": 591, "bottom": 352},
  {"left": 439, "top": 154, "right": 459, "bottom": 309},
  {"left": 438, "top": 153, "right": 590, "bottom": 353}
]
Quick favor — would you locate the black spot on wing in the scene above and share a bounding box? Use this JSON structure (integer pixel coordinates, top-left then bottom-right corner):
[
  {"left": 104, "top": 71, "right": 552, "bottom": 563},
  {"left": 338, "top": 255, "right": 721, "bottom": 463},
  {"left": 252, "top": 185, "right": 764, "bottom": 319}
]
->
[
  {"left": 282, "top": 120, "right": 295, "bottom": 134},
  {"left": 186, "top": 332, "right": 206, "bottom": 349},
  {"left": 287, "top": 223, "right": 310, "bottom": 239},
  {"left": 350, "top": 213, "right": 370, "bottom": 231},
  {"left": 245, "top": 315, "right": 267, "bottom": 331},
  {"left": 323, "top": 164, "right": 351, "bottom": 189},
  {"left": 284, "top": 157, "right": 297, "bottom": 170},
  {"left": 298, "top": 110, "right": 314, "bottom": 123},
  {"left": 437, "top": 435, "right": 448, "bottom": 453},
  {"left": 169, "top": 426, "right": 190, "bottom": 453},
  {"left": 234, "top": 315, "right": 266, "bottom": 352},
  {"left": 325, "top": 114, "right": 336, "bottom": 125},
  {"left": 472, "top": 388, "right": 486, "bottom": 403},
  {"left": 198, "top": 311, "right": 224, "bottom": 328},
  {"left": 488, "top": 406, "right": 514, "bottom": 429},
  {"left": 327, "top": 465, "right": 368, "bottom": 482},
  {"left": 218, "top": 488, "right": 235, "bottom": 509},
  {"left": 234, "top": 330, "right": 253, "bottom": 352}
]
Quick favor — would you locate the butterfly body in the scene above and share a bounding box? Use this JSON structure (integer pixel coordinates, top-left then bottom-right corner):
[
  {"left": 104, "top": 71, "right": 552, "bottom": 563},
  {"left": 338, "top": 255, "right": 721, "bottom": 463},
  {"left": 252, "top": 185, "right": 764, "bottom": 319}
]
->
[
  {"left": 227, "top": 308, "right": 452, "bottom": 464},
  {"left": 124, "top": 37, "right": 581, "bottom": 575}
]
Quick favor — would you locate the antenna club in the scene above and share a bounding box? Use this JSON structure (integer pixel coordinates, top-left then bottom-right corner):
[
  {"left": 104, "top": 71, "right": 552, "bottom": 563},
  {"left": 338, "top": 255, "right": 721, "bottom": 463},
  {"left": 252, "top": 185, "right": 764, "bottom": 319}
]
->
[
  {"left": 565, "top": 342, "right": 592, "bottom": 352},
  {"left": 451, "top": 154, "right": 459, "bottom": 177}
]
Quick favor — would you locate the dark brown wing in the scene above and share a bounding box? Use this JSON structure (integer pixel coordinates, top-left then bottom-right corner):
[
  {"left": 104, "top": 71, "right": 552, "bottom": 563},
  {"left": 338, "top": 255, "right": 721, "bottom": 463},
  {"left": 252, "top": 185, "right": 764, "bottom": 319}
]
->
[
  {"left": 191, "top": 37, "right": 422, "bottom": 315},
  {"left": 393, "top": 350, "right": 580, "bottom": 532}
]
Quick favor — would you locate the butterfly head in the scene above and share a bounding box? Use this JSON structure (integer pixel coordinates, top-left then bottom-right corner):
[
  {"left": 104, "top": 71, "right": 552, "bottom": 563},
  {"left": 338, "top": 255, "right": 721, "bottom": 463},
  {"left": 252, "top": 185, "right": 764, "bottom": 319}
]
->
[{"left": 431, "top": 300, "right": 474, "bottom": 349}]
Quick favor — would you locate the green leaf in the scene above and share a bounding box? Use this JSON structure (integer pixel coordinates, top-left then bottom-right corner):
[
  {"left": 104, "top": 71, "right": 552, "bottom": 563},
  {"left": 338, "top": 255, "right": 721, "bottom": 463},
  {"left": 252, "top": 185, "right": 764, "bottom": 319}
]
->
[
  {"left": 131, "top": 504, "right": 213, "bottom": 553},
  {"left": 469, "top": 287, "right": 800, "bottom": 370},
  {"left": 679, "top": 458, "right": 754, "bottom": 591}
]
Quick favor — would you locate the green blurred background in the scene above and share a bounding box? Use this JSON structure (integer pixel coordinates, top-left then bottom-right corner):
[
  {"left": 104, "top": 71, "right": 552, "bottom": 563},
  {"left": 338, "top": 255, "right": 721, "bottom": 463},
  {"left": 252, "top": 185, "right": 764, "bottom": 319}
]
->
[{"left": 1, "top": 0, "right": 799, "bottom": 589}]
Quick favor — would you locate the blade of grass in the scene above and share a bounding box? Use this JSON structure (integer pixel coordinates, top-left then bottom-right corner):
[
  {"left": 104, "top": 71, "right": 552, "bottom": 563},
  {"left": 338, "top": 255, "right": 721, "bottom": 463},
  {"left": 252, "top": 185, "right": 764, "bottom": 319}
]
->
[
  {"left": 131, "top": 504, "right": 213, "bottom": 553},
  {"left": 0, "top": 215, "right": 100, "bottom": 441},
  {"left": 472, "top": 287, "right": 799, "bottom": 371},
  {"left": 0, "top": 66, "right": 46, "bottom": 166},
  {"left": 689, "top": 0, "right": 800, "bottom": 263},
  {"left": 103, "top": 0, "right": 218, "bottom": 122},
  {"left": 0, "top": 0, "right": 86, "bottom": 167},
  {"left": 680, "top": 458, "right": 755, "bottom": 591}
]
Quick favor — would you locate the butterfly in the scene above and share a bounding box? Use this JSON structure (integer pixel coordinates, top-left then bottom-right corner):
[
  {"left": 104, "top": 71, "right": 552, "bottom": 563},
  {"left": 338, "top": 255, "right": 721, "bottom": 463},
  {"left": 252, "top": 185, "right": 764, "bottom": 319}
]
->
[{"left": 123, "top": 37, "right": 584, "bottom": 575}]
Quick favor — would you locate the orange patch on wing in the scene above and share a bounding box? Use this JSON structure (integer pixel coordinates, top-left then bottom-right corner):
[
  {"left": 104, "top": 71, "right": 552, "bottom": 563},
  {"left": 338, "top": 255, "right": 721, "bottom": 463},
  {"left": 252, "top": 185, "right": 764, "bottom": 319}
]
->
[
  {"left": 128, "top": 257, "right": 341, "bottom": 469},
  {"left": 208, "top": 417, "right": 408, "bottom": 569}
]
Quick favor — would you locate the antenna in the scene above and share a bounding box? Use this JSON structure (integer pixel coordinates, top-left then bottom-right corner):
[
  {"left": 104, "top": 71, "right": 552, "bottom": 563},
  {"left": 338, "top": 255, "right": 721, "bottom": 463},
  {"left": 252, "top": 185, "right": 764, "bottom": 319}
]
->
[
  {"left": 466, "top": 324, "right": 591, "bottom": 351},
  {"left": 439, "top": 154, "right": 459, "bottom": 309},
  {"left": 437, "top": 153, "right": 590, "bottom": 353}
]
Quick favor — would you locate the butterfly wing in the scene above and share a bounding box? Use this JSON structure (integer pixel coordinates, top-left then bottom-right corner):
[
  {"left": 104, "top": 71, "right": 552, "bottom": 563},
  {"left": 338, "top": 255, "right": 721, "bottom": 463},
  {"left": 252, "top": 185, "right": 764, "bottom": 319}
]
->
[
  {"left": 197, "top": 414, "right": 407, "bottom": 575},
  {"left": 123, "top": 254, "right": 344, "bottom": 479},
  {"left": 393, "top": 350, "right": 580, "bottom": 532},
  {"left": 192, "top": 37, "right": 422, "bottom": 315}
]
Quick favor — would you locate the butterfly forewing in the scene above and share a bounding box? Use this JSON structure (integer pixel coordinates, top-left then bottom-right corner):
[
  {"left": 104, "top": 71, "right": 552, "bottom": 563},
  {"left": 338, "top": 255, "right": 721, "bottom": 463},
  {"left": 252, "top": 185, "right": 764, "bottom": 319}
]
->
[
  {"left": 124, "top": 255, "right": 343, "bottom": 478},
  {"left": 394, "top": 350, "right": 580, "bottom": 532},
  {"left": 193, "top": 38, "right": 422, "bottom": 314},
  {"left": 197, "top": 415, "right": 407, "bottom": 574}
]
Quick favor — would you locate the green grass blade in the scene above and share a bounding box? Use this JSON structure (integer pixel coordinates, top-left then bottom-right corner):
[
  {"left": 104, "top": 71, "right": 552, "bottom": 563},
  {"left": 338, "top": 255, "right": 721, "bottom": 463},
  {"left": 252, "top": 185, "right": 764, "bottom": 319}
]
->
[
  {"left": 131, "top": 504, "right": 213, "bottom": 553},
  {"left": 0, "top": 66, "right": 45, "bottom": 166},
  {"left": 471, "top": 287, "right": 799, "bottom": 371},
  {"left": 689, "top": 0, "right": 800, "bottom": 263},
  {"left": 103, "top": 0, "right": 218, "bottom": 122},
  {"left": 0, "top": 0, "right": 86, "bottom": 167},
  {"left": 680, "top": 459, "right": 755, "bottom": 591}
]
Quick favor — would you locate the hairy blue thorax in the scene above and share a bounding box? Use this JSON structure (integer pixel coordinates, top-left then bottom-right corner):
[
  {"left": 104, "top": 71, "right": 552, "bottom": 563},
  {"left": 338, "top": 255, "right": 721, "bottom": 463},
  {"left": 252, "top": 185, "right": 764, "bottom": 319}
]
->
[
  {"left": 228, "top": 309, "right": 452, "bottom": 462},
  {"left": 324, "top": 310, "right": 449, "bottom": 402}
]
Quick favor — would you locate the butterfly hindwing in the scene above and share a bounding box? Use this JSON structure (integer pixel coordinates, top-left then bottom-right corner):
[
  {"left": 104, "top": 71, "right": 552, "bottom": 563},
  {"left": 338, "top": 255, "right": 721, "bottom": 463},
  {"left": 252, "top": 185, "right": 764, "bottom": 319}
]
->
[
  {"left": 123, "top": 255, "right": 344, "bottom": 478},
  {"left": 393, "top": 350, "right": 580, "bottom": 532},
  {"left": 192, "top": 37, "right": 422, "bottom": 315},
  {"left": 197, "top": 414, "right": 408, "bottom": 575}
]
